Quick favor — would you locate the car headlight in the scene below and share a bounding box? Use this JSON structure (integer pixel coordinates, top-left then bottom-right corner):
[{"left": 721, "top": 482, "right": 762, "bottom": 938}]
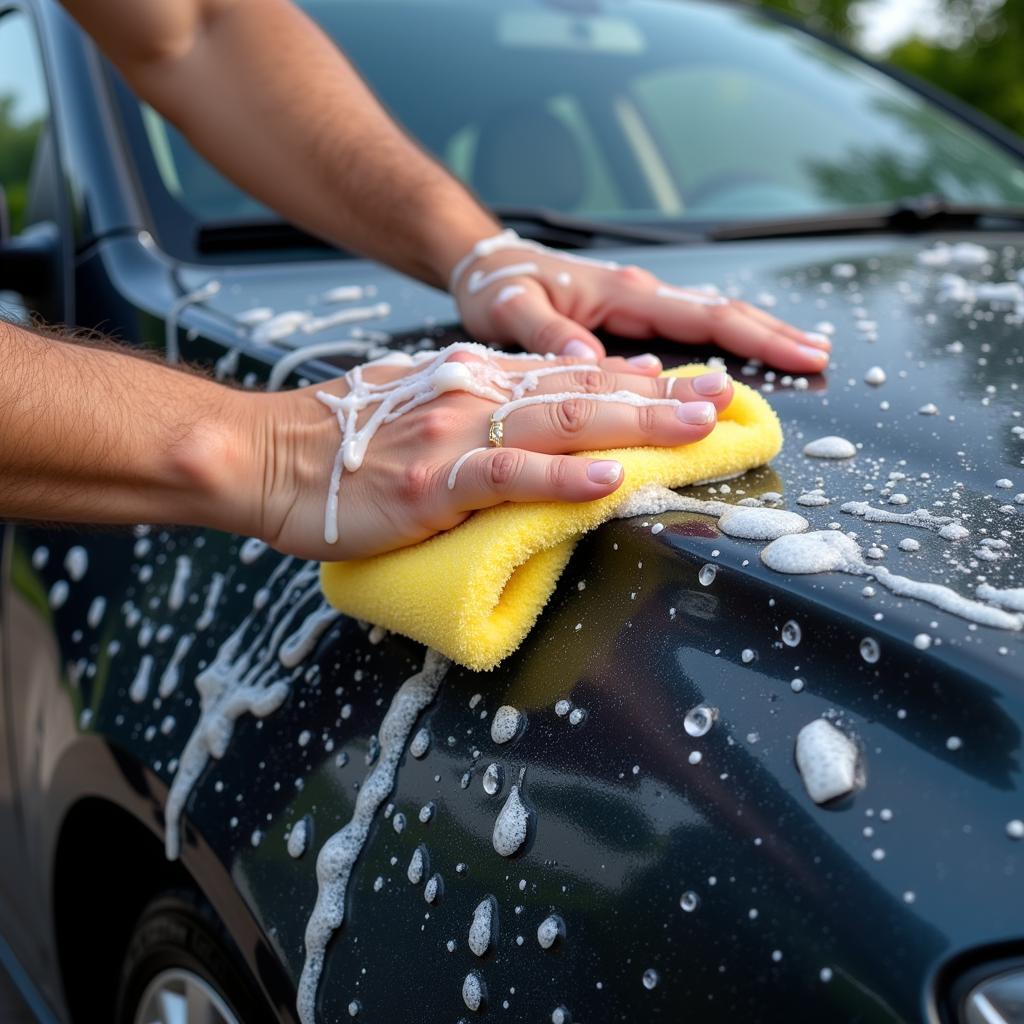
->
[{"left": 962, "top": 968, "right": 1024, "bottom": 1024}]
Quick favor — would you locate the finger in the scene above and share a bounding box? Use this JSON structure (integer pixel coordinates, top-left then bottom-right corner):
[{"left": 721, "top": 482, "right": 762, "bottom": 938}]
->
[
  {"left": 736, "top": 301, "right": 832, "bottom": 351},
  {"left": 500, "top": 393, "right": 718, "bottom": 454},
  {"left": 607, "top": 281, "right": 831, "bottom": 373},
  {"left": 446, "top": 447, "right": 624, "bottom": 512},
  {"left": 527, "top": 365, "right": 734, "bottom": 409},
  {"left": 487, "top": 278, "right": 606, "bottom": 360},
  {"left": 488, "top": 351, "right": 665, "bottom": 379}
]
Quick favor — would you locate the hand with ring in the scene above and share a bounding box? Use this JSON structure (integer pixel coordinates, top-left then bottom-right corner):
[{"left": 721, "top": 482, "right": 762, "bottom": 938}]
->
[{"left": 254, "top": 348, "right": 734, "bottom": 561}]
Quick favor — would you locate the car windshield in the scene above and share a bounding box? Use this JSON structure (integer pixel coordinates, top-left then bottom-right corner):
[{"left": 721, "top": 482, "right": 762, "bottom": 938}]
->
[{"left": 133, "top": 0, "right": 1024, "bottom": 234}]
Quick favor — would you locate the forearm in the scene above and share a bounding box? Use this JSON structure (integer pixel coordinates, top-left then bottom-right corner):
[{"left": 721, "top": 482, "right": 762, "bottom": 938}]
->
[
  {"left": 64, "top": 0, "right": 496, "bottom": 288},
  {"left": 0, "top": 321, "right": 264, "bottom": 535}
]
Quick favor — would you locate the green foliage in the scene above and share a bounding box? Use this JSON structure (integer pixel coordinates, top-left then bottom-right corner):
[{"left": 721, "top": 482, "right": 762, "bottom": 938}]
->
[
  {"left": 755, "top": 0, "right": 1024, "bottom": 140},
  {"left": 0, "top": 93, "right": 43, "bottom": 234}
]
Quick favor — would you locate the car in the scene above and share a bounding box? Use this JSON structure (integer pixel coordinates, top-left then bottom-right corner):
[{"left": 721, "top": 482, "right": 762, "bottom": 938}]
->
[{"left": 1, "top": 0, "right": 1023, "bottom": 1022}]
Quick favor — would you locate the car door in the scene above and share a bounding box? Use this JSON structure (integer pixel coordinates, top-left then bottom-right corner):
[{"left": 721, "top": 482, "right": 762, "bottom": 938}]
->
[{"left": 0, "top": 1, "right": 69, "bottom": 991}]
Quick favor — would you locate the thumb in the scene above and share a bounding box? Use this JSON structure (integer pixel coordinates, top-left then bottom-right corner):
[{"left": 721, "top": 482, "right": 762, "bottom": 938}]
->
[{"left": 478, "top": 278, "right": 606, "bottom": 360}]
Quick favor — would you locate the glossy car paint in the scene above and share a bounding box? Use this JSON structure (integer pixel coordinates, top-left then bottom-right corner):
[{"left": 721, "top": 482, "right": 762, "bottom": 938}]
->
[{"left": 0, "top": 3, "right": 1022, "bottom": 1024}]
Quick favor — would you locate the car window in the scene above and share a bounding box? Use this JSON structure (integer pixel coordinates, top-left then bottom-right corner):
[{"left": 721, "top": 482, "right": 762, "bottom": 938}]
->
[
  {"left": 0, "top": 8, "right": 49, "bottom": 236},
  {"left": 122, "top": 0, "right": 1024, "bottom": 236}
]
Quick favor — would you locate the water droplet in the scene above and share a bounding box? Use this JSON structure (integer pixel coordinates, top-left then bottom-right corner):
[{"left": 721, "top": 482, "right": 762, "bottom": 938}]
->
[
  {"left": 1007, "top": 819, "right": 1024, "bottom": 839},
  {"left": 679, "top": 890, "right": 700, "bottom": 912},
  {"left": 688, "top": 751, "right": 702, "bottom": 765},
  {"left": 820, "top": 967, "right": 833, "bottom": 983},
  {"left": 741, "top": 648, "right": 756, "bottom": 664},
  {"left": 424, "top": 872, "right": 443, "bottom": 904},
  {"left": 698, "top": 564, "right": 718, "bottom": 587},
  {"left": 348, "top": 999, "right": 361, "bottom": 1017},
  {"left": 946, "top": 735, "right": 962, "bottom": 751},
  {"left": 642, "top": 968, "right": 660, "bottom": 990},
  {"left": 491, "top": 705, "right": 522, "bottom": 744},
  {"left": 537, "top": 914, "right": 565, "bottom": 950},
  {"left": 568, "top": 708, "right": 586, "bottom": 726},
  {"left": 392, "top": 812, "right": 406, "bottom": 834},
  {"left": 551, "top": 1007, "right": 571, "bottom": 1024},
  {"left": 410, "top": 727, "right": 431, "bottom": 758},
  {"left": 782, "top": 620, "right": 802, "bottom": 647},
  {"left": 462, "top": 971, "right": 486, "bottom": 1012},
  {"left": 859, "top": 637, "right": 880, "bottom": 663},
  {"left": 482, "top": 763, "right": 503, "bottom": 796},
  {"left": 790, "top": 678, "right": 805, "bottom": 693},
  {"left": 418, "top": 801, "right": 435, "bottom": 823},
  {"left": 554, "top": 699, "right": 572, "bottom": 717},
  {"left": 407, "top": 845, "right": 427, "bottom": 884},
  {"left": 684, "top": 705, "right": 717, "bottom": 737}
]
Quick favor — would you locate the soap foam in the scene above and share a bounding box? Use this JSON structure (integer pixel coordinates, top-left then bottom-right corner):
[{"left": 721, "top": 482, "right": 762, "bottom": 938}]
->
[{"left": 296, "top": 649, "right": 449, "bottom": 1024}]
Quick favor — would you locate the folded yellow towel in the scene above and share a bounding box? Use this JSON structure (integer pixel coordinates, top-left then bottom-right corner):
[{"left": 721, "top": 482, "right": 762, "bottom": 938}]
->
[{"left": 321, "top": 365, "right": 782, "bottom": 670}]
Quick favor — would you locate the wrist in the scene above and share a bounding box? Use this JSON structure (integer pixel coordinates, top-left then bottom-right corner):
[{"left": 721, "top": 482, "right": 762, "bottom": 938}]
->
[
  {"left": 163, "top": 384, "right": 273, "bottom": 540},
  {"left": 415, "top": 187, "right": 500, "bottom": 290}
]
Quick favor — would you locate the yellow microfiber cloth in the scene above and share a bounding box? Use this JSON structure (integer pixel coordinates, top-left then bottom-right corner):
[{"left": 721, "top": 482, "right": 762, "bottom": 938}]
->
[{"left": 320, "top": 365, "right": 782, "bottom": 670}]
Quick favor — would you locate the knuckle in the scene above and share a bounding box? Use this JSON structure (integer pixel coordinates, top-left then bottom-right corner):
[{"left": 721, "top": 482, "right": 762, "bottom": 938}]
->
[
  {"left": 552, "top": 397, "right": 593, "bottom": 436},
  {"left": 483, "top": 449, "right": 525, "bottom": 489},
  {"left": 568, "top": 368, "right": 608, "bottom": 393},
  {"left": 707, "top": 298, "right": 735, "bottom": 323},
  {"left": 547, "top": 456, "right": 573, "bottom": 489},
  {"left": 616, "top": 264, "right": 657, "bottom": 289},
  {"left": 533, "top": 319, "right": 569, "bottom": 355},
  {"left": 638, "top": 402, "right": 659, "bottom": 435},
  {"left": 418, "top": 407, "right": 457, "bottom": 442},
  {"left": 400, "top": 460, "right": 436, "bottom": 503}
]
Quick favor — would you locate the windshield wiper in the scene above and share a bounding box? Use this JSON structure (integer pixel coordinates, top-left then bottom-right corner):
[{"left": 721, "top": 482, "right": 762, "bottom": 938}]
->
[
  {"left": 491, "top": 205, "right": 703, "bottom": 247},
  {"left": 197, "top": 218, "right": 340, "bottom": 255},
  {"left": 708, "top": 195, "right": 1024, "bottom": 242}
]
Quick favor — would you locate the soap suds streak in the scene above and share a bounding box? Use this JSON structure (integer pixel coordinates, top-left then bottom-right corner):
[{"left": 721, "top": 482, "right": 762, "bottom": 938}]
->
[
  {"left": 468, "top": 262, "right": 540, "bottom": 295},
  {"left": 164, "top": 558, "right": 317, "bottom": 860},
  {"left": 762, "top": 532, "right": 1022, "bottom": 631},
  {"left": 159, "top": 635, "right": 194, "bottom": 699},
  {"left": 196, "top": 572, "right": 226, "bottom": 631},
  {"left": 268, "top": 339, "right": 386, "bottom": 393},
  {"left": 168, "top": 555, "right": 192, "bottom": 612},
  {"left": 840, "top": 501, "right": 966, "bottom": 538},
  {"left": 297, "top": 649, "right": 449, "bottom": 1024},
  {"left": 656, "top": 285, "right": 728, "bottom": 306}
]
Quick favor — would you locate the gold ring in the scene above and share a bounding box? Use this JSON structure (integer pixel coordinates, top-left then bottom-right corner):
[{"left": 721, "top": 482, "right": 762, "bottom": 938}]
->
[{"left": 488, "top": 415, "right": 504, "bottom": 448}]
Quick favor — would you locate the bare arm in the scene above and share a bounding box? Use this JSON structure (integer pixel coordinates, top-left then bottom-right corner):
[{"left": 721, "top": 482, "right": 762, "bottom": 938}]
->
[
  {"left": 0, "top": 320, "right": 263, "bottom": 535},
  {"left": 60, "top": 0, "right": 497, "bottom": 288},
  {"left": 3, "top": 321, "right": 735, "bottom": 560}
]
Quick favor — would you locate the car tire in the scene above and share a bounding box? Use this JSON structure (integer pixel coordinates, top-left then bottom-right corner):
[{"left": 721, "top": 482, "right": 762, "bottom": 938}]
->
[{"left": 115, "top": 887, "right": 273, "bottom": 1024}]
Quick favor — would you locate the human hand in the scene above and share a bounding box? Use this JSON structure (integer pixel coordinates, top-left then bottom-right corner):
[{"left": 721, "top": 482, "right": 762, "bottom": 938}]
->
[
  {"left": 452, "top": 231, "right": 831, "bottom": 373},
  {"left": 255, "top": 346, "right": 734, "bottom": 562}
]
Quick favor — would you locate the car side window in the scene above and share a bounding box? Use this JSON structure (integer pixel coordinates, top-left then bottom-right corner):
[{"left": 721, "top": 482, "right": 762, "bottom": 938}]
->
[{"left": 0, "top": 8, "right": 50, "bottom": 236}]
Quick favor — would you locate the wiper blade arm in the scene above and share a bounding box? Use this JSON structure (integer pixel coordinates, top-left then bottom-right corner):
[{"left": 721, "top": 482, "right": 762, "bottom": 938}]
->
[
  {"left": 196, "top": 218, "right": 341, "bottom": 254},
  {"left": 708, "top": 195, "right": 1024, "bottom": 242},
  {"left": 491, "top": 205, "right": 703, "bottom": 247}
]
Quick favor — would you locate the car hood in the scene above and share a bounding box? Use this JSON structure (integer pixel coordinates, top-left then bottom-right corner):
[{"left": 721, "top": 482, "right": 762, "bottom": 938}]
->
[{"left": 185, "top": 230, "right": 1024, "bottom": 685}]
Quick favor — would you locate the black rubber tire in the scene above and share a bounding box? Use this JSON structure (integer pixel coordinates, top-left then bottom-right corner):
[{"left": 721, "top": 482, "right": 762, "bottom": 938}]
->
[{"left": 114, "top": 887, "right": 273, "bottom": 1024}]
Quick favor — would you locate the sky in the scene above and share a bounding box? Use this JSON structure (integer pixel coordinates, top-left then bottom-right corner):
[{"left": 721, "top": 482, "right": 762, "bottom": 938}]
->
[{"left": 856, "top": 0, "right": 948, "bottom": 53}]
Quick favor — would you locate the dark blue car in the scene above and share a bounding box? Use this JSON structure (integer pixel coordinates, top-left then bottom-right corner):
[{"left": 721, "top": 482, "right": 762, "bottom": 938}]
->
[{"left": 1, "top": 2, "right": 1023, "bottom": 1022}]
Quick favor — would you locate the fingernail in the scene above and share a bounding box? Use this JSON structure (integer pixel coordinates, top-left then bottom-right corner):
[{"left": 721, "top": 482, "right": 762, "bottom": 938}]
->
[
  {"left": 798, "top": 344, "right": 830, "bottom": 363},
  {"left": 561, "top": 339, "right": 599, "bottom": 361},
  {"left": 804, "top": 331, "right": 832, "bottom": 349},
  {"left": 676, "top": 401, "right": 717, "bottom": 425},
  {"left": 691, "top": 372, "right": 728, "bottom": 396},
  {"left": 587, "top": 460, "right": 622, "bottom": 484},
  {"left": 626, "top": 353, "right": 661, "bottom": 369}
]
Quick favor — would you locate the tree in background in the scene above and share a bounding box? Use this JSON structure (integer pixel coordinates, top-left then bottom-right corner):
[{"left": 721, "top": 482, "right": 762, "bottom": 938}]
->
[{"left": 756, "top": 0, "right": 1024, "bottom": 138}]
